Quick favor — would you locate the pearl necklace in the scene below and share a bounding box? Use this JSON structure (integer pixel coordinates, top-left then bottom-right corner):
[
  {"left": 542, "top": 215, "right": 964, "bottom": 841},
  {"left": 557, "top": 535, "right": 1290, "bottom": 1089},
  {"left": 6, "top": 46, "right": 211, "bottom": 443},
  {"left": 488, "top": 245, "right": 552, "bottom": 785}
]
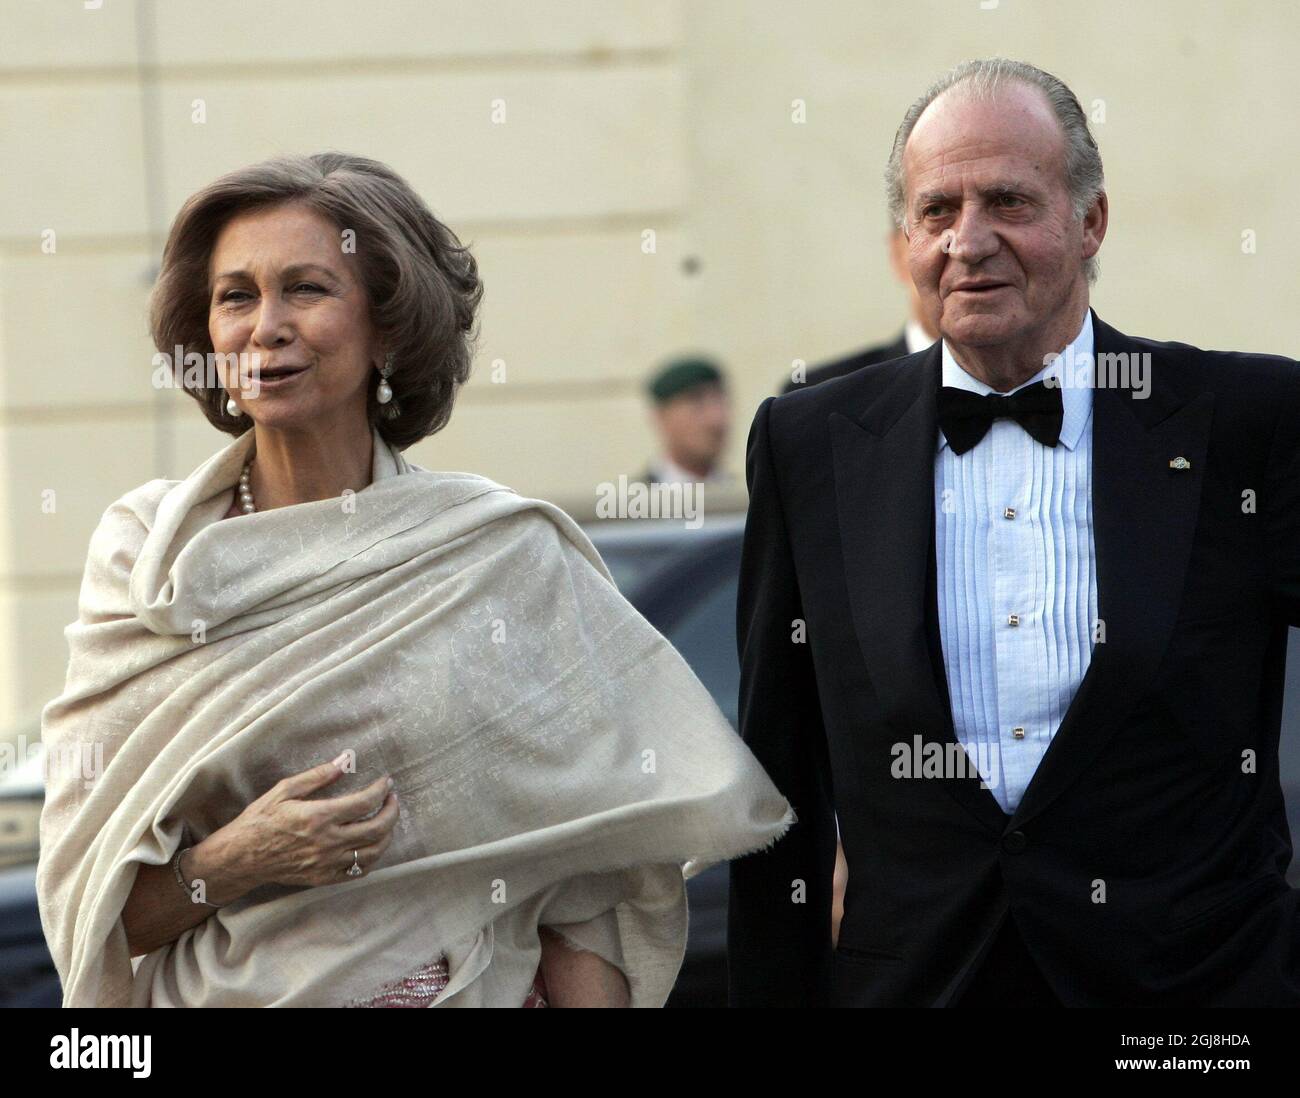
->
[{"left": 237, "top": 460, "right": 256, "bottom": 514}]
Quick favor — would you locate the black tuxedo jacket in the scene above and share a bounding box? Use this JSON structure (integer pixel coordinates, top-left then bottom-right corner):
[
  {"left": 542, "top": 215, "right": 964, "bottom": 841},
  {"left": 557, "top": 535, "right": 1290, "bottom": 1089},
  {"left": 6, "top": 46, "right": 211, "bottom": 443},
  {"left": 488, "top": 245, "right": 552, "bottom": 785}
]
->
[
  {"left": 729, "top": 308, "right": 1300, "bottom": 1006},
  {"left": 781, "top": 331, "right": 911, "bottom": 394}
]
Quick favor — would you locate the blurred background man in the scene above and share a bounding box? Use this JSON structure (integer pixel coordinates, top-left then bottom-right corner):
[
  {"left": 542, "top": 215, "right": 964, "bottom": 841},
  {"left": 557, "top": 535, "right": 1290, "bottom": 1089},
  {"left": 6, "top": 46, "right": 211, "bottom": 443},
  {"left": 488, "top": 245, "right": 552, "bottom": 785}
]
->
[
  {"left": 642, "top": 356, "right": 734, "bottom": 485},
  {"left": 782, "top": 224, "right": 939, "bottom": 394}
]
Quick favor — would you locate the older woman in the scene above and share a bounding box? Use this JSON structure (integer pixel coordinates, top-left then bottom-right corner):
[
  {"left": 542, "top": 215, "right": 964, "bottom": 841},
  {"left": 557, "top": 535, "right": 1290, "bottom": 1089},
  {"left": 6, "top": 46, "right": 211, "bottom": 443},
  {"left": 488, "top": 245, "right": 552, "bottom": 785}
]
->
[{"left": 35, "top": 152, "right": 792, "bottom": 1008}]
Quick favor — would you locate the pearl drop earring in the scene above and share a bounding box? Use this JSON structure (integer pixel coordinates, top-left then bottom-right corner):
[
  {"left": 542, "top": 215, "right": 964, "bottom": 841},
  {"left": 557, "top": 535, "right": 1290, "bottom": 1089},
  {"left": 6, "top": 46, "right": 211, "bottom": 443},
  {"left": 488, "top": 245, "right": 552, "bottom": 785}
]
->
[
  {"left": 226, "top": 396, "right": 241, "bottom": 416},
  {"left": 377, "top": 352, "right": 400, "bottom": 418}
]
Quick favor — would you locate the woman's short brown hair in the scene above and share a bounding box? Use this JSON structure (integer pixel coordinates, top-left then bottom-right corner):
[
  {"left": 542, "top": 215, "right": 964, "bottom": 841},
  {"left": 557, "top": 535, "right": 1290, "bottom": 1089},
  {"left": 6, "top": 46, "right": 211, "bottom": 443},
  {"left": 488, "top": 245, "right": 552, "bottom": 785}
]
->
[{"left": 149, "top": 151, "right": 483, "bottom": 449}]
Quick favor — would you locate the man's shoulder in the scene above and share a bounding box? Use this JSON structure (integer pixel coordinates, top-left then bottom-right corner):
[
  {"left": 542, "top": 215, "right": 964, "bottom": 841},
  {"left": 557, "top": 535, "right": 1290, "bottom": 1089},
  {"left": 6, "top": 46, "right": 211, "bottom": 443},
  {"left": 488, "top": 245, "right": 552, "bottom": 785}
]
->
[
  {"left": 1102, "top": 321, "right": 1298, "bottom": 396},
  {"left": 1093, "top": 318, "right": 1300, "bottom": 454}
]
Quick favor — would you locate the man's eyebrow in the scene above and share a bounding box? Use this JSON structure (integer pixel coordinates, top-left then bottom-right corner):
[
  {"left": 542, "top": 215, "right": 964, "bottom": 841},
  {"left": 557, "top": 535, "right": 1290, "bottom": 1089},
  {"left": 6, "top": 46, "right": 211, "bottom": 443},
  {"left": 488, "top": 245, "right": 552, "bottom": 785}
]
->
[
  {"left": 914, "top": 190, "right": 957, "bottom": 209},
  {"left": 913, "top": 182, "right": 1039, "bottom": 208}
]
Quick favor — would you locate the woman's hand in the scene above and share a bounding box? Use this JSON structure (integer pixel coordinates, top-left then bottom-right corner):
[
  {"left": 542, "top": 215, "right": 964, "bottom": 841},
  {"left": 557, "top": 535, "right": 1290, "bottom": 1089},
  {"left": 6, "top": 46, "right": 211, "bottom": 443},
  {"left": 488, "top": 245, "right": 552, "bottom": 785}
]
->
[
  {"left": 193, "top": 756, "right": 400, "bottom": 894},
  {"left": 124, "top": 758, "right": 399, "bottom": 957}
]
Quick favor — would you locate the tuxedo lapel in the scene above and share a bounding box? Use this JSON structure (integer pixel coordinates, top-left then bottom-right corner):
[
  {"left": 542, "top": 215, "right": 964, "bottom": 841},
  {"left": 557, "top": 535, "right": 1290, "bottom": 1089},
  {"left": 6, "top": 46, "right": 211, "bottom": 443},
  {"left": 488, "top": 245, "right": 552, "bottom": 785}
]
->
[
  {"left": 830, "top": 341, "right": 1010, "bottom": 835},
  {"left": 1009, "top": 312, "right": 1214, "bottom": 828}
]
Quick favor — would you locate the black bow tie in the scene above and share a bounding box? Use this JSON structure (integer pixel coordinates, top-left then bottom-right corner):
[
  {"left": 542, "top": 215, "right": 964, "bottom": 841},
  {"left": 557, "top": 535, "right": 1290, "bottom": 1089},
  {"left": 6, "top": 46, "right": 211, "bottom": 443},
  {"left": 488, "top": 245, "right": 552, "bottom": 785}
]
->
[{"left": 936, "top": 380, "right": 1064, "bottom": 455}]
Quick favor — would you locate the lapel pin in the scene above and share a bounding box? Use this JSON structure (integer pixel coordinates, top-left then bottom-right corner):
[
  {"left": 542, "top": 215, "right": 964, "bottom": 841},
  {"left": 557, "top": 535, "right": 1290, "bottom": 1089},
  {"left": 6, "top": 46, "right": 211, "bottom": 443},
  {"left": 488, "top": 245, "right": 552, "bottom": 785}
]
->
[{"left": 1169, "top": 456, "right": 1191, "bottom": 471}]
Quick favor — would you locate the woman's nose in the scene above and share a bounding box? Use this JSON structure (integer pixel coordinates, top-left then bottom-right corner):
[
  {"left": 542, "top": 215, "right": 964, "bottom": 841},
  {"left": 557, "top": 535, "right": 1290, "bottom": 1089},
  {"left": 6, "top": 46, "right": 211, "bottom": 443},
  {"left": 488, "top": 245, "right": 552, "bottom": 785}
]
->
[{"left": 250, "top": 296, "right": 294, "bottom": 347}]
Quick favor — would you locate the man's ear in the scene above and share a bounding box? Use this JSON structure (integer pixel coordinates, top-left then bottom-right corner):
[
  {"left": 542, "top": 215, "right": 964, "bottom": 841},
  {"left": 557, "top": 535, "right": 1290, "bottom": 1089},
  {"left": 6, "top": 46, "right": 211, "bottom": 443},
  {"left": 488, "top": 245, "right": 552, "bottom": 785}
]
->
[{"left": 1082, "top": 190, "right": 1108, "bottom": 258}]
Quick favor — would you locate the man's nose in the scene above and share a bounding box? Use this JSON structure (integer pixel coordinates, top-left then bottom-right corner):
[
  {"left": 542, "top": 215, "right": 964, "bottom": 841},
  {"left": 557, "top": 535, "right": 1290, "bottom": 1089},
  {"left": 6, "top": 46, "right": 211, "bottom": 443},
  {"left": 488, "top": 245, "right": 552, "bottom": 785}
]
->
[{"left": 942, "top": 209, "right": 999, "bottom": 265}]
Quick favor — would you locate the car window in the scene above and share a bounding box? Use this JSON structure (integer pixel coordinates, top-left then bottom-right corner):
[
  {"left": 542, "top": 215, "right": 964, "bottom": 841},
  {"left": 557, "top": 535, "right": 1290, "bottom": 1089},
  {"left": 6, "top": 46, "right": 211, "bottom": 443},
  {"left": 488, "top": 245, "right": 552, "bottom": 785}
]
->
[
  {"left": 593, "top": 543, "right": 671, "bottom": 602},
  {"left": 659, "top": 572, "right": 741, "bottom": 728}
]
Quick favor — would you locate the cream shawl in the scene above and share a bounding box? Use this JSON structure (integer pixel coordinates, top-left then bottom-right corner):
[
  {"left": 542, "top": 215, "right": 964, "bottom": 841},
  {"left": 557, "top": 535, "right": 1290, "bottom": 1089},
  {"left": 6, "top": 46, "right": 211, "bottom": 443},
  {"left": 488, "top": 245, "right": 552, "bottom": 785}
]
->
[{"left": 36, "top": 424, "right": 792, "bottom": 1007}]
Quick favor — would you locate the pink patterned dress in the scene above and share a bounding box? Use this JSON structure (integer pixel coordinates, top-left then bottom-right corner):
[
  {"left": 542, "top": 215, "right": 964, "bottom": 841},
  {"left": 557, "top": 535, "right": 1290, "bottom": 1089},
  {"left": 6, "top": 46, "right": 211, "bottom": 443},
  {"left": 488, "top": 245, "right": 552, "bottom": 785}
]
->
[{"left": 346, "top": 956, "right": 548, "bottom": 1008}]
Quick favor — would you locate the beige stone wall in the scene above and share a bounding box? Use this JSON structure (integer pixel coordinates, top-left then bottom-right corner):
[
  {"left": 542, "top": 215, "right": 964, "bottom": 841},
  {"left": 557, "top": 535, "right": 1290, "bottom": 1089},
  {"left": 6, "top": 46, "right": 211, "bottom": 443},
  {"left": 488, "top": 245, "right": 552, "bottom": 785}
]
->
[{"left": 2, "top": 0, "right": 1295, "bottom": 736}]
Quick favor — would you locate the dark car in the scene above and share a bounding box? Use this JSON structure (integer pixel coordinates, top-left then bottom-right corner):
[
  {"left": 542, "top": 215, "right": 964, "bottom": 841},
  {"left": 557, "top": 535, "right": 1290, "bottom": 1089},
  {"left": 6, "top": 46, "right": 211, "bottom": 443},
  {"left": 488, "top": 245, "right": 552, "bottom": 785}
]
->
[{"left": 0, "top": 749, "right": 59, "bottom": 1007}]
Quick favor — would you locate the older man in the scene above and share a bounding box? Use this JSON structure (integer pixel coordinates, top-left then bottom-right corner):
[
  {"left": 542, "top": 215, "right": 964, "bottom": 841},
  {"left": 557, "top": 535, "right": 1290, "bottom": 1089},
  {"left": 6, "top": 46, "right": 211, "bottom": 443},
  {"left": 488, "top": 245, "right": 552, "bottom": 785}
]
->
[{"left": 729, "top": 57, "right": 1300, "bottom": 1006}]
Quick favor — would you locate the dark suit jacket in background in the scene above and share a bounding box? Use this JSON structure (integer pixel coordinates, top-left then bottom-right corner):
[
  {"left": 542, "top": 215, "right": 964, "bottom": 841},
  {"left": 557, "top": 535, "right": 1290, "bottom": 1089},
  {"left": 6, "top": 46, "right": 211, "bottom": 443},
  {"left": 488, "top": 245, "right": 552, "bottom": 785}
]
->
[
  {"left": 781, "top": 330, "right": 910, "bottom": 394},
  {"left": 729, "top": 308, "right": 1300, "bottom": 1006}
]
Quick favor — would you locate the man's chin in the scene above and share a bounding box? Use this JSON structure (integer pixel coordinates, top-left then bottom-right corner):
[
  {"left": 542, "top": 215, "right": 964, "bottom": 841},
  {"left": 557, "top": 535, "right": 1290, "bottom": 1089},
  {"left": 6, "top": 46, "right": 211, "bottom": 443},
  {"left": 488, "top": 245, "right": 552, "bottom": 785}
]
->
[{"left": 940, "top": 312, "right": 1020, "bottom": 347}]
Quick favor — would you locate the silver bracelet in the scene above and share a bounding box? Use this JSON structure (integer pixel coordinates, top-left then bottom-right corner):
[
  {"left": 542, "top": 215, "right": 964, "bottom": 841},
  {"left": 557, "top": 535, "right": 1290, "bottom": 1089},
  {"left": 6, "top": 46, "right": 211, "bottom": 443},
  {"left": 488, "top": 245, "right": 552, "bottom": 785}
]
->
[{"left": 171, "top": 840, "right": 224, "bottom": 909}]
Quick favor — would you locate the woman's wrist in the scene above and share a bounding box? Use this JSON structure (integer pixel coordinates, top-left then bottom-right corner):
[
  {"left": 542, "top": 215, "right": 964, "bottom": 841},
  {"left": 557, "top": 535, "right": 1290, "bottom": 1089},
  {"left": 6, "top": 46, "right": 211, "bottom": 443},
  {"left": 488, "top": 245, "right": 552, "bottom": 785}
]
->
[{"left": 182, "top": 830, "right": 258, "bottom": 906}]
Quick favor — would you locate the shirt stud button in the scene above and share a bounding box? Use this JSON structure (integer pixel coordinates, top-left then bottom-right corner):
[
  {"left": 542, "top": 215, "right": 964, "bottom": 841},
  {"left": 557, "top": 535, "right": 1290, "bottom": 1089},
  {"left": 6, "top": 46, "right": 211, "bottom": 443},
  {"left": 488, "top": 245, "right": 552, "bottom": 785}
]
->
[
  {"left": 1012, "top": 726, "right": 1026, "bottom": 739},
  {"left": 1003, "top": 507, "right": 1016, "bottom": 519},
  {"left": 1008, "top": 613, "right": 1020, "bottom": 626}
]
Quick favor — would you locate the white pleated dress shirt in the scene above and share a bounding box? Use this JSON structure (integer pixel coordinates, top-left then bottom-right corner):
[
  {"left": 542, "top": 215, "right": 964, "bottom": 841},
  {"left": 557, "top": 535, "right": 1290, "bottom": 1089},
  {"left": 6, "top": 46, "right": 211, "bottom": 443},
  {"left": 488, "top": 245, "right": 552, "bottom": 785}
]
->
[{"left": 933, "top": 309, "right": 1098, "bottom": 814}]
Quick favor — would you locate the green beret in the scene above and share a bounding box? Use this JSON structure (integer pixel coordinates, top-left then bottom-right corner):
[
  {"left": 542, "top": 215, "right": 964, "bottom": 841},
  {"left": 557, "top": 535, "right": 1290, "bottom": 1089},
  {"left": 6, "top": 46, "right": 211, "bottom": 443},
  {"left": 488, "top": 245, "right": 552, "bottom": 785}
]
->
[{"left": 646, "top": 357, "right": 725, "bottom": 404}]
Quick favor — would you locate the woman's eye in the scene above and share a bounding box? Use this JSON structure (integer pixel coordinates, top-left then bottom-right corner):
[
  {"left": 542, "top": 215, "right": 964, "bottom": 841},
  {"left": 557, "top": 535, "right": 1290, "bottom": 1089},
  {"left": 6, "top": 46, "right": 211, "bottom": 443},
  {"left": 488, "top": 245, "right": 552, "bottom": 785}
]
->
[
  {"left": 219, "top": 290, "right": 251, "bottom": 303},
  {"left": 292, "top": 283, "right": 324, "bottom": 293}
]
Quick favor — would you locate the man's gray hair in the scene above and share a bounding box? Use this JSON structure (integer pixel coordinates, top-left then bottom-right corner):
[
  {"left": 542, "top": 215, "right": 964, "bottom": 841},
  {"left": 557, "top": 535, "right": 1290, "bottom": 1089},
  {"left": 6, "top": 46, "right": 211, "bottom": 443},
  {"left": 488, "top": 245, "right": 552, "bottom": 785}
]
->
[{"left": 884, "top": 58, "right": 1104, "bottom": 285}]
